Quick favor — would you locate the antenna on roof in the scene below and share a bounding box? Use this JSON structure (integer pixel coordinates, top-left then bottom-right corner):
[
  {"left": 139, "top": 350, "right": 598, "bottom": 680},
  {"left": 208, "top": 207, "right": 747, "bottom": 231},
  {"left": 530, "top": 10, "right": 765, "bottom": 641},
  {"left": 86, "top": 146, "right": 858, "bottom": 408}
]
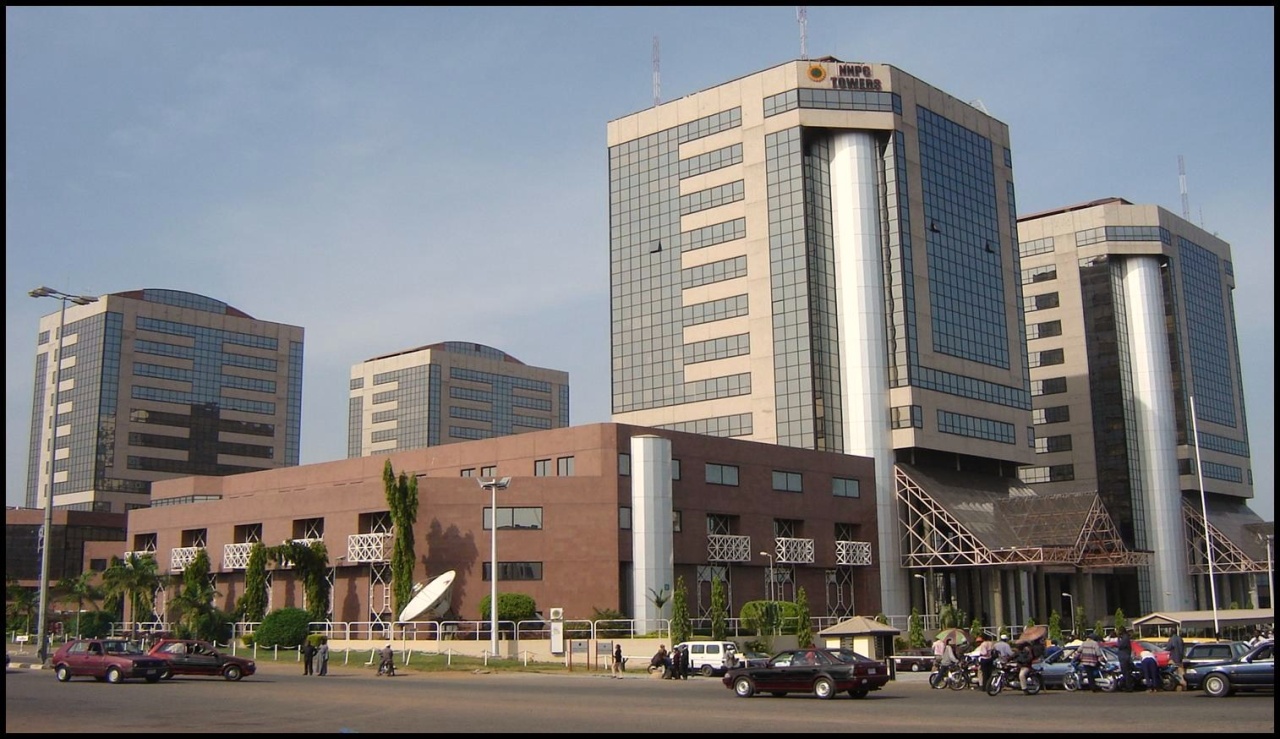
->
[
  {"left": 1178, "top": 155, "right": 1191, "bottom": 220},
  {"left": 652, "top": 36, "right": 661, "bottom": 107},
  {"left": 797, "top": 7, "right": 808, "bottom": 60}
]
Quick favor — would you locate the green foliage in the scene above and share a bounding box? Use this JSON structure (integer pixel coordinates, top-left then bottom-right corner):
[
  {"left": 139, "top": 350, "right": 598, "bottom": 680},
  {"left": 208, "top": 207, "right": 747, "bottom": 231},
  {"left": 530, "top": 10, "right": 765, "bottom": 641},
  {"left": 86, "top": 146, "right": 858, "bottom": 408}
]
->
[
  {"left": 938, "top": 603, "right": 959, "bottom": 629},
  {"left": 969, "top": 616, "right": 983, "bottom": 638},
  {"left": 1093, "top": 619, "right": 1105, "bottom": 637},
  {"left": 237, "top": 543, "right": 269, "bottom": 623},
  {"left": 739, "top": 600, "right": 800, "bottom": 635},
  {"left": 7, "top": 575, "right": 37, "bottom": 633},
  {"left": 1113, "top": 608, "right": 1126, "bottom": 634},
  {"left": 709, "top": 577, "right": 728, "bottom": 641},
  {"left": 670, "top": 576, "right": 692, "bottom": 645},
  {"left": 77, "top": 609, "right": 116, "bottom": 638},
  {"left": 648, "top": 586, "right": 671, "bottom": 613},
  {"left": 101, "top": 552, "right": 160, "bottom": 623},
  {"left": 1073, "top": 605, "right": 1087, "bottom": 635},
  {"left": 254, "top": 607, "right": 312, "bottom": 647},
  {"left": 794, "top": 587, "right": 813, "bottom": 648},
  {"left": 874, "top": 613, "right": 889, "bottom": 625},
  {"left": 480, "top": 592, "right": 537, "bottom": 623},
  {"left": 170, "top": 548, "right": 219, "bottom": 639},
  {"left": 55, "top": 571, "right": 103, "bottom": 637},
  {"left": 1025, "top": 616, "right": 1036, "bottom": 629},
  {"left": 306, "top": 633, "right": 325, "bottom": 648},
  {"left": 383, "top": 460, "right": 420, "bottom": 618},
  {"left": 1048, "top": 610, "right": 1063, "bottom": 644},
  {"left": 591, "top": 607, "right": 628, "bottom": 638},
  {"left": 907, "top": 608, "right": 925, "bottom": 648},
  {"left": 267, "top": 540, "right": 331, "bottom": 622}
]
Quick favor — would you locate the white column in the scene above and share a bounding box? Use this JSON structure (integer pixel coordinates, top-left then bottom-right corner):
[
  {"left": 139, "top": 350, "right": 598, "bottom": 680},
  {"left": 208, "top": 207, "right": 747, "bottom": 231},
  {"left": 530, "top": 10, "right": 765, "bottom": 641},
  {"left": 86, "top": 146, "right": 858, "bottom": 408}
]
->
[
  {"left": 631, "top": 434, "right": 673, "bottom": 626},
  {"left": 1121, "top": 257, "right": 1190, "bottom": 611},
  {"left": 829, "top": 131, "right": 901, "bottom": 614}
]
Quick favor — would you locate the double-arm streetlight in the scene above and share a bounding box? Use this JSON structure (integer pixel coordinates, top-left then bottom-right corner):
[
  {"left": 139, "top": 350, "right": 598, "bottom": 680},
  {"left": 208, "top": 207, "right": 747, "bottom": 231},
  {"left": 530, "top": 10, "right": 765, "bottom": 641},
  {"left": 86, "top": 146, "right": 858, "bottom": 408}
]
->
[
  {"left": 1061, "top": 592, "right": 1075, "bottom": 635},
  {"left": 478, "top": 476, "right": 511, "bottom": 657},
  {"left": 29, "top": 286, "right": 99, "bottom": 663}
]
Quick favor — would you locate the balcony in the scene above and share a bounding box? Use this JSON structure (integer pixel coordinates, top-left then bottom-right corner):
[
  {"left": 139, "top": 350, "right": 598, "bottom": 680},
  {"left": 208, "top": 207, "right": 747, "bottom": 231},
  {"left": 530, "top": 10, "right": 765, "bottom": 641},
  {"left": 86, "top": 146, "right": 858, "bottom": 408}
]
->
[
  {"left": 836, "top": 540, "right": 873, "bottom": 566},
  {"left": 769, "top": 537, "right": 815, "bottom": 565},
  {"left": 707, "top": 534, "right": 752, "bottom": 562},
  {"left": 277, "top": 537, "right": 324, "bottom": 568},
  {"left": 223, "top": 542, "right": 255, "bottom": 570},
  {"left": 170, "top": 546, "right": 205, "bottom": 573},
  {"left": 346, "top": 532, "right": 394, "bottom": 563}
]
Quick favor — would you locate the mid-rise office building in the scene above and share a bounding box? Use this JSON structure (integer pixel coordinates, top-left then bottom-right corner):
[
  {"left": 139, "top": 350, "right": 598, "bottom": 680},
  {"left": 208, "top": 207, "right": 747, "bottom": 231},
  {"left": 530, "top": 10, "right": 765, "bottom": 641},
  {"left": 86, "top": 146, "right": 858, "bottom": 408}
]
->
[
  {"left": 25, "top": 288, "right": 305, "bottom": 514},
  {"left": 1016, "top": 198, "right": 1270, "bottom": 614},
  {"left": 348, "top": 342, "right": 569, "bottom": 457},
  {"left": 608, "top": 57, "right": 1047, "bottom": 619}
]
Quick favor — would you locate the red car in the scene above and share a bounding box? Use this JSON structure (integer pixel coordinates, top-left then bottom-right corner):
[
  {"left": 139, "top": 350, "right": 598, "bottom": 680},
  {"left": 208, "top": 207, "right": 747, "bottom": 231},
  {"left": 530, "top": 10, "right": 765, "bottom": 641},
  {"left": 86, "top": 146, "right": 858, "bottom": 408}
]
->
[
  {"left": 147, "top": 638, "right": 256, "bottom": 681},
  {"left": 51, "top": 638, "right": 167, "bottom": 684},
  {"left": 1104, "top": 639, "right": 1172, "bottom": 668}
]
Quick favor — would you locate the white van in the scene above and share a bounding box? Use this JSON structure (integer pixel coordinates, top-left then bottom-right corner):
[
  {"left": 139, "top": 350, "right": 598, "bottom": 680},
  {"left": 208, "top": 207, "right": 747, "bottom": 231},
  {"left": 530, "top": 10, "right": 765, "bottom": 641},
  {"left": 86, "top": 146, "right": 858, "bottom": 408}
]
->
[{"left": 673, "top": 641, "right": 739, "bottom": 677}]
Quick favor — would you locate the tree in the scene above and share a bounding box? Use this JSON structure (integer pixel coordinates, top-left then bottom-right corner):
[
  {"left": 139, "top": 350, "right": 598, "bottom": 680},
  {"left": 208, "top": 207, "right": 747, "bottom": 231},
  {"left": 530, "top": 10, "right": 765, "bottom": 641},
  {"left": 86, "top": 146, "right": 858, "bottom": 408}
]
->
[
  {"left": 237, "top": 542, "right": 269, "bottom": 623},
  {"left": 168, "top": 548, "right": 219, "bottom": 640},
  {"left": 479, "top": 592, "right": 537, "bottom": 633},
  {"left": 1048, "top": 609, "right": 1063, "bottom": 645},
  {"left": 709, "top": 577, "right": 728, "bottom": 641},
  {"left": 907, "top": 608, "right": 925, "bottom": 648},
  {"left": 670, "top": 576, "right": 692, "bottom": 645},
  {"left": 267, "top": 540, "right": 331, "bottom": 623},
  {"left": 383, "top": 459, "right": 419, "bottom": 618},
  {"left": 648, "top": 585, "right": 671, "bottom": 616},
  {"left": 101, "top": 553, "right": 160, "bottom": 625},
  {"left": 54, "top": 571, "right": 102, "bottom": 637},
  {"left": 1113, "top": 608, "right": 1127, "bottom": 636},
  {"left": 794, "top": 586, "right": 813, "bottom": 649},
  {"left": 6, "top": 575, "right": 37, "bottom": 633},
  {"left": 254, "top": 607, "right": 311, "bottom": 648},
  {"left": 969, "top": 616, "right": 983, "bottom": 639}
]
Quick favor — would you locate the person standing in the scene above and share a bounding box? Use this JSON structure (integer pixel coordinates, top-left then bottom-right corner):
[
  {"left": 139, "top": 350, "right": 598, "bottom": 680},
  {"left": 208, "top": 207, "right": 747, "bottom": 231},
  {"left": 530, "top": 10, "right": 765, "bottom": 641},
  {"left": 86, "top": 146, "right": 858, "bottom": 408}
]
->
[
  {"left": 611, "top": 643, "right": 624, "bottom": 679},
  {"left": 1074, "top": 631, "right": 1104, "bottom": 692},
  {"left": 1014, "top": 641, "right": 1036, "bottom": 693},
  {"left": 1115, "top": 627, "right": 1135, "bottom": 690},
  {"left": 1166, "top": 627, "right": 1186, "bottom": 691},
  {"left": 317, "top": 637, "right": 330, "bottom": 677},
  {"left": 1139, "top": 649, "right": 1160, "bottom": 692},
  {"left": 302, "top": 639, "right": 316, "bottom": 676},
  {"left": 968, "top": 636, "right": 995, "bottom": 691}
]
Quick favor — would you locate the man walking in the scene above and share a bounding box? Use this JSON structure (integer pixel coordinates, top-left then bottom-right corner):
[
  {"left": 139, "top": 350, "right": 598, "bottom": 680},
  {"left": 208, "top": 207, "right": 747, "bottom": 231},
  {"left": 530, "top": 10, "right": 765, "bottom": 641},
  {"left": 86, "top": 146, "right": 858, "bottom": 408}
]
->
[
  {"left": 1166, "top": 627, "right": 1186, "bottom": 691},
  {"left": 1074, "top": 631, "right": 1104, "bottom": 692},
  {"left": 302, "top": 639, "right": 316, "bottom": 676}
]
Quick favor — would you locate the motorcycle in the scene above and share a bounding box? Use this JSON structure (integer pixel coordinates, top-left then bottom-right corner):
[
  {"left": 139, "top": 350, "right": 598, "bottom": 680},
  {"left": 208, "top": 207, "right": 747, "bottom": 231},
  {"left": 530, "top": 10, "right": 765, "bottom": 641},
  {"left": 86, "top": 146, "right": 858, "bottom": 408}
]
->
[
  {"left": 1096, "top": 660, "right": 1146, "bottom": 692},
  {"left": 986, "top": 658, "right": 1043, "bottom": 696}
]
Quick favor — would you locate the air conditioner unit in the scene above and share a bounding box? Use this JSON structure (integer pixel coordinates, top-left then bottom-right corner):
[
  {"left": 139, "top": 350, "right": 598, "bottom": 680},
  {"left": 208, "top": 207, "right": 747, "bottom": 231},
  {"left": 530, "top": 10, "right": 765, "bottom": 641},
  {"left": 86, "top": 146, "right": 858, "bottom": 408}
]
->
[{"left": 549, "top": 607, "right": 564, "bottom": 621}]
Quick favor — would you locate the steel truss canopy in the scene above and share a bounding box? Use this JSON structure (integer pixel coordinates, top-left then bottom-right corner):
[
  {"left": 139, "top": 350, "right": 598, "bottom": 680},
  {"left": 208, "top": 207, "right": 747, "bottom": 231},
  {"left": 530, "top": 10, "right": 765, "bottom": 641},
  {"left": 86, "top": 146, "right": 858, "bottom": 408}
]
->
[
  {"left": 896, "top": 464, "right": 1149, "bottom": 569},
  {"left": 1183, "top": 499, "right": 1271, "bottom": 575}
]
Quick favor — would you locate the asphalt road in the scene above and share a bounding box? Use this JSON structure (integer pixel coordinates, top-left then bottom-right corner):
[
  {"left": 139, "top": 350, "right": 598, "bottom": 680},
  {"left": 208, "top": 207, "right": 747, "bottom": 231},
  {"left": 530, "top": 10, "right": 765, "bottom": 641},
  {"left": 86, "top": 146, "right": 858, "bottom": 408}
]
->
[{"left": 6, "top": 659, "right": 1274, "bottom": 733}]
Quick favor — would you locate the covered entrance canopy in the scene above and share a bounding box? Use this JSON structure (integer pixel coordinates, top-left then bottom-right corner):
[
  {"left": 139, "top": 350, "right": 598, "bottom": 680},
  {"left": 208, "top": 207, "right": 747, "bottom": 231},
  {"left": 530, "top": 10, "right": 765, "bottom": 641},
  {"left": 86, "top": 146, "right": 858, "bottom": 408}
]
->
[{"left": 1131, "top": 608, "right": 1274, "bottom": 636}]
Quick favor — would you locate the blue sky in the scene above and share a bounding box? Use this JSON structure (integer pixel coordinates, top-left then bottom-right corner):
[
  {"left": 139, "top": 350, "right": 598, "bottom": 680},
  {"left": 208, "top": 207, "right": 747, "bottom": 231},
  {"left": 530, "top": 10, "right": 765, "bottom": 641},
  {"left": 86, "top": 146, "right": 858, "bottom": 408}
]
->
[{"left": 6, "top": 7, "right": 1273, "bottom": 521}]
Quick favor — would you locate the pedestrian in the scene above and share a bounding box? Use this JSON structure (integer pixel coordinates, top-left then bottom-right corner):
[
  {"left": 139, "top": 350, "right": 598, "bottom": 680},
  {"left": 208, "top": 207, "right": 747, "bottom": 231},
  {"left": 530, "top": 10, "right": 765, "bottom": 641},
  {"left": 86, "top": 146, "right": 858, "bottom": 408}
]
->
[
  {"left": 317, "top": 637, "right": 330, "bottom": 676},
  {"left": 302, "top": 639, "right": 316, "bottom": 676},
  {"left": 612, "top": 643, "right": 624, "bottom": 678},
  {"left": 1139, "top": 648, "right": 1159, "bottom": 692},
  {"left": 1014, "top": 641, "right": 1036, "bottom": 693},
  {"left": 677, "top": 645, "right": 690, "bottom": 680},
  {"left": 967, "top": 636, "right": 995, "bottom": 691},
  {"left": 1074, "top": 631, "right": 1104, "bottom": 692},
  {"left": 650, "top": 644, "right": 669, "bottom": 677},
  {"left": 1115, "top": 627, "right": 1135, "bottom": 688},
  {"left": 1165, "top": 627, "right": 1186, "bottom": 691}
]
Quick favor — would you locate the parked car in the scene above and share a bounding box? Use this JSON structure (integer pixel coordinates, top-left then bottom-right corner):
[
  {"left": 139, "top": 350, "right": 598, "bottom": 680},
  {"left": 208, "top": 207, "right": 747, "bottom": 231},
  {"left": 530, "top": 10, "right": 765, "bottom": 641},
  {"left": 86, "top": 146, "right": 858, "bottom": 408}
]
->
[
  {"left": 722, "top": 647, "right": 890, "bottom": 699},
  {"left": 889, "top": 648, "right": 935, "bottom": 673},
  {"left": 51, "top": 638, "right": 167, "bottom": 684},
  {"left": 1103, "top": 639, "right": 1172, "bottom": 667},
  {"left": 672, "top": 641, "right": 739, "bottom": 677},
  {"left": 1184, "top": 639, "right": 1274, "bottom": 697},
  {"left": 734, "top": 650, "right": 771, "bottom": 669},
  {"left": 1182, "top": 641, "right": 1250, "bottom": 670},
  {"left": 1036, "top": 646, "right": 1079, "bottom": 689},
  {"left": 147, "top": 638, "right": 256, "bottom": 681}
]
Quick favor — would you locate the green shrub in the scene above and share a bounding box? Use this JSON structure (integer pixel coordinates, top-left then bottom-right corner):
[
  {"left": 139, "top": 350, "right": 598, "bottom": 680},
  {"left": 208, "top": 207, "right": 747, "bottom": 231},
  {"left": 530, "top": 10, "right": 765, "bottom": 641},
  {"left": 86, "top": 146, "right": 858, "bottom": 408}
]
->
[
  {"left": 480, "top": 592, "right": 537, "bottom": 623},
  {"left": 739, "top": 600, "right": 801, "bottom": 634},
  {"left": 253, "top": 607, "right": 311, "bottom": 647},
  {"left": 77, "top": 610, "right": 117, "bottom": 638}
]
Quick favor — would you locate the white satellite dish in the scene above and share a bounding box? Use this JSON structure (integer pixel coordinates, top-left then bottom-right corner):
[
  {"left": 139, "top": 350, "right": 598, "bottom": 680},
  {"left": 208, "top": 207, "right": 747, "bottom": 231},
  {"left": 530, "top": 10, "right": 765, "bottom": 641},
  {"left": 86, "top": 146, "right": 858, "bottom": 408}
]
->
[{"left": 397, "top": 570, "right": 457, "bottom": 622}]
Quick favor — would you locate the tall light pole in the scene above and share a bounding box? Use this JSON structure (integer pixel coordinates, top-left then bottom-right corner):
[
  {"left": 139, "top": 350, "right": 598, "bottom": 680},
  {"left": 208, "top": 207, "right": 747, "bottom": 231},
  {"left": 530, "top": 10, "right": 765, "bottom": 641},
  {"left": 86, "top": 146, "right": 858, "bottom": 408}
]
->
[
  {"left": 28, "top": 286, "right": 99, "bottom": 664},
  {"left": 758, "top": 551, "right": 775, "bottom": 603},
  {"left": 1266, "top": 534, "right": 1274, "bottom": 613},
  {"left": 478, "top": 476, "right": 510, "bottom": 657},
  {"left": 1189, "top": 395, "right": 1220, "bottom": 636},
  {"left": 913, "top": 573, "right": 932, "bottom": 617},
  {"left": 1061, "top": 592, "right": 1075, "bottom": 635}
]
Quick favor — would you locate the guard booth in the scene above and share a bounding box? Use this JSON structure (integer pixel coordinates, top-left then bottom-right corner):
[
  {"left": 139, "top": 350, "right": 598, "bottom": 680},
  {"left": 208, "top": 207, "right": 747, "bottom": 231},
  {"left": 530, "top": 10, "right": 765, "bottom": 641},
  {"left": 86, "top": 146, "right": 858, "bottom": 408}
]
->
[{"left": 817, "top": 615, "right": 902, "bottom": 679}]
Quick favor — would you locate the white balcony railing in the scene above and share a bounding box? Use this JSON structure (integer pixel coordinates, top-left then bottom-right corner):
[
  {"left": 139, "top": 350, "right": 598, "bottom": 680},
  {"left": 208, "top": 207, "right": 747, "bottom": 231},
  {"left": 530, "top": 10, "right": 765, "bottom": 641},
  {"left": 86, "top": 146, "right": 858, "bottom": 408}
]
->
[
  {"left": 223, "top": 542, "right": 254, "bottom": 570},
  {"left": 771, "top": 537, "right": 815, "bottom": 564},
  {"left": 836, "top": 540, "right": 873, "bottom": 566},
  {"left": 346, "top": 532, "right": 394, "bottom": 563},
  {"left": 170, "top": 546, "right": 205, "bottom": 573},
  {"left": 707, "top": 534, "right": 752, "bottom": 562}
]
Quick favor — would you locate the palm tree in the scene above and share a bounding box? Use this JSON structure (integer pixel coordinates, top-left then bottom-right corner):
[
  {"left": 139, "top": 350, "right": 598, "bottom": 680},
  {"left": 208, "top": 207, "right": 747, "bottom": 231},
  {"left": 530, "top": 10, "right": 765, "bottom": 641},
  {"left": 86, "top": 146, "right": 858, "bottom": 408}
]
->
[
  {"left": 6, "top": 576, "right": 37, "bottom": 634},
  {"left": 101, "top": 553, "right": 160, "bottom": 626},
  {"left": 55, "top": 571, "right": 103, "bottom": 637}
]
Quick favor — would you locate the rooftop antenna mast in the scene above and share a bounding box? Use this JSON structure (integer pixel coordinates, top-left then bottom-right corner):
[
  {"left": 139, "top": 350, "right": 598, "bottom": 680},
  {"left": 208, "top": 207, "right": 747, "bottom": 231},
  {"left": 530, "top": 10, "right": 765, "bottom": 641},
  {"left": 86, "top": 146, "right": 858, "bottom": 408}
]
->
[
  {"left": 1178, "top": 155, "right": 1191, "bottom": 220},
  {"left": 652, "top": 36, "right": 661, "bottom": 107},
  {"left": 797, "top": 7, "right": 808, "bottom": 60}
]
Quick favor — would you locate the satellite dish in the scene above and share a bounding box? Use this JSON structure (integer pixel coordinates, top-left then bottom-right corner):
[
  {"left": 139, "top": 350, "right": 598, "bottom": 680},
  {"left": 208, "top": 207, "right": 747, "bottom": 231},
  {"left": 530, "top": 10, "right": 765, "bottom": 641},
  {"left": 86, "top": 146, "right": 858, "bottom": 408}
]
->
[{"left": 397, "top": 570, "right": 457, "bottom": 622}]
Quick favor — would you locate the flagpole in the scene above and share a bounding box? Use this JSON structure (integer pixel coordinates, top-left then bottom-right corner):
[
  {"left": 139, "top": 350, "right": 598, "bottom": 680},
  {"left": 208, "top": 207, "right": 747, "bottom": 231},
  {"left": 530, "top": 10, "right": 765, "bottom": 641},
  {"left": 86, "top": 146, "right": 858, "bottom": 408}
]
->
[{"left": 1189, "top": 395, "right": 1219, "bottom": 636}]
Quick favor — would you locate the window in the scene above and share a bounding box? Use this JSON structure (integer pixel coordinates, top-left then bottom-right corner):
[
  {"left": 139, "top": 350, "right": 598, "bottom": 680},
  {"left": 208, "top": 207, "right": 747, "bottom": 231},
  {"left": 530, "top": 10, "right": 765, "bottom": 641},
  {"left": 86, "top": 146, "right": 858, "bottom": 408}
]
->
[
  {"left": 181, "top": 529, "right": 208, "bottom": 547},
  {"left": 481, "top": 466, "right": 496, "bottom": 477},
  {"left": 832, "top": 477, "right": 860, "bottom": 498},
  {"left": 90, "top": 558, "right": 107, "bottom": 571},
  {"left": 772, "top": 471, "right": 802, "bottom": 493},
  {"left": 293, "top": 518, "right": 323, "bottom": 540},
  {"left": 482, "top": 562, "right": 543, "bottom": 581},
  {"left": 483, "top": 507, "right": 544, "bottom": 530},
  {"left": 1032, "top": 406, "right": 1070, "bottom": 425},
  {"left": 460, "top": 468, "right": 475, "bottom": 477},
  {"left": 557, "top": 456, "right": 575, "bottom": 476},
  {"left": 534, "top": 459, "right": 552, "bottom": 477},
  {"left": 1034, "top": 434, "right": 1073, "bottom": 454},
  {"left": 672, "top": 510, "right": 682, "bottom": 532},
  {"left": 619, "top": 506, "right": 631, "bottom": 529},
  {"left": 672, "top": 459, "right": 681, "bottom": 480},
  {"left": 618, "top": 453, "right": 631, "bottom": 476},
  {"left": 706, "top": 463, "right": 739, "bottom": 486}
]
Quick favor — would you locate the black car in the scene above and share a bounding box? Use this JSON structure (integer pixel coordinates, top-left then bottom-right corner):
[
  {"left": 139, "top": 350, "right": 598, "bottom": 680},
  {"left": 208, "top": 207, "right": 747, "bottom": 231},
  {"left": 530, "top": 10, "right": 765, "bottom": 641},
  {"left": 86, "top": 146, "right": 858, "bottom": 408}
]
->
[
  {"left": 722, "top": 647, "right": 890, "bottom": 699},
  {"left": 1181, "top": 641, "right": 1250, "bottom": 670},
  {"left": 1184, "top": 639, "right": 1273, "bottom": 697}
]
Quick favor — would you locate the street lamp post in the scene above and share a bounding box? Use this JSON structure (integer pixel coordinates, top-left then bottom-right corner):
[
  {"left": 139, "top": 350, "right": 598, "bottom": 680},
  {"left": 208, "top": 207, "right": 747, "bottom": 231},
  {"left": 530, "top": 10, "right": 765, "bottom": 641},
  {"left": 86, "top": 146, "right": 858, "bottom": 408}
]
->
[
  {"left": 758, "top": 551, "right": 775, "bottom": 603},
  {"left": 28, "top": 286, "right": 98, "bottom": 664},
  {"left": 478, "top": 476, "right": 511, "bottom": 657},
  {"left": 913, "top": 573, "right": 932, "bottom": 618},
  {"left": 1061, "top": 592, "right": 1075, "bottom": 636}
]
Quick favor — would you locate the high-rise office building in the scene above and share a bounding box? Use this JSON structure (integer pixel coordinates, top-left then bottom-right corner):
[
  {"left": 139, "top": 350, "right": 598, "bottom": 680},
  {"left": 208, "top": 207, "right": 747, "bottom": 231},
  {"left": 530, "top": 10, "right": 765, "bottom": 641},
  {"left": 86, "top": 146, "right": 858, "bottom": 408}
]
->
[
  {"left": 26, "top": 289, "right": 304, "bottom": 514},
  {"left": 1016, "top": 197, "right": 1269, "bottom": 614},
  {"left": 348, "top": 341, "right": 569, "bottom": 457},
  {"left": 608, "top": 58, "right": 1039, "bottom": 616}
]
